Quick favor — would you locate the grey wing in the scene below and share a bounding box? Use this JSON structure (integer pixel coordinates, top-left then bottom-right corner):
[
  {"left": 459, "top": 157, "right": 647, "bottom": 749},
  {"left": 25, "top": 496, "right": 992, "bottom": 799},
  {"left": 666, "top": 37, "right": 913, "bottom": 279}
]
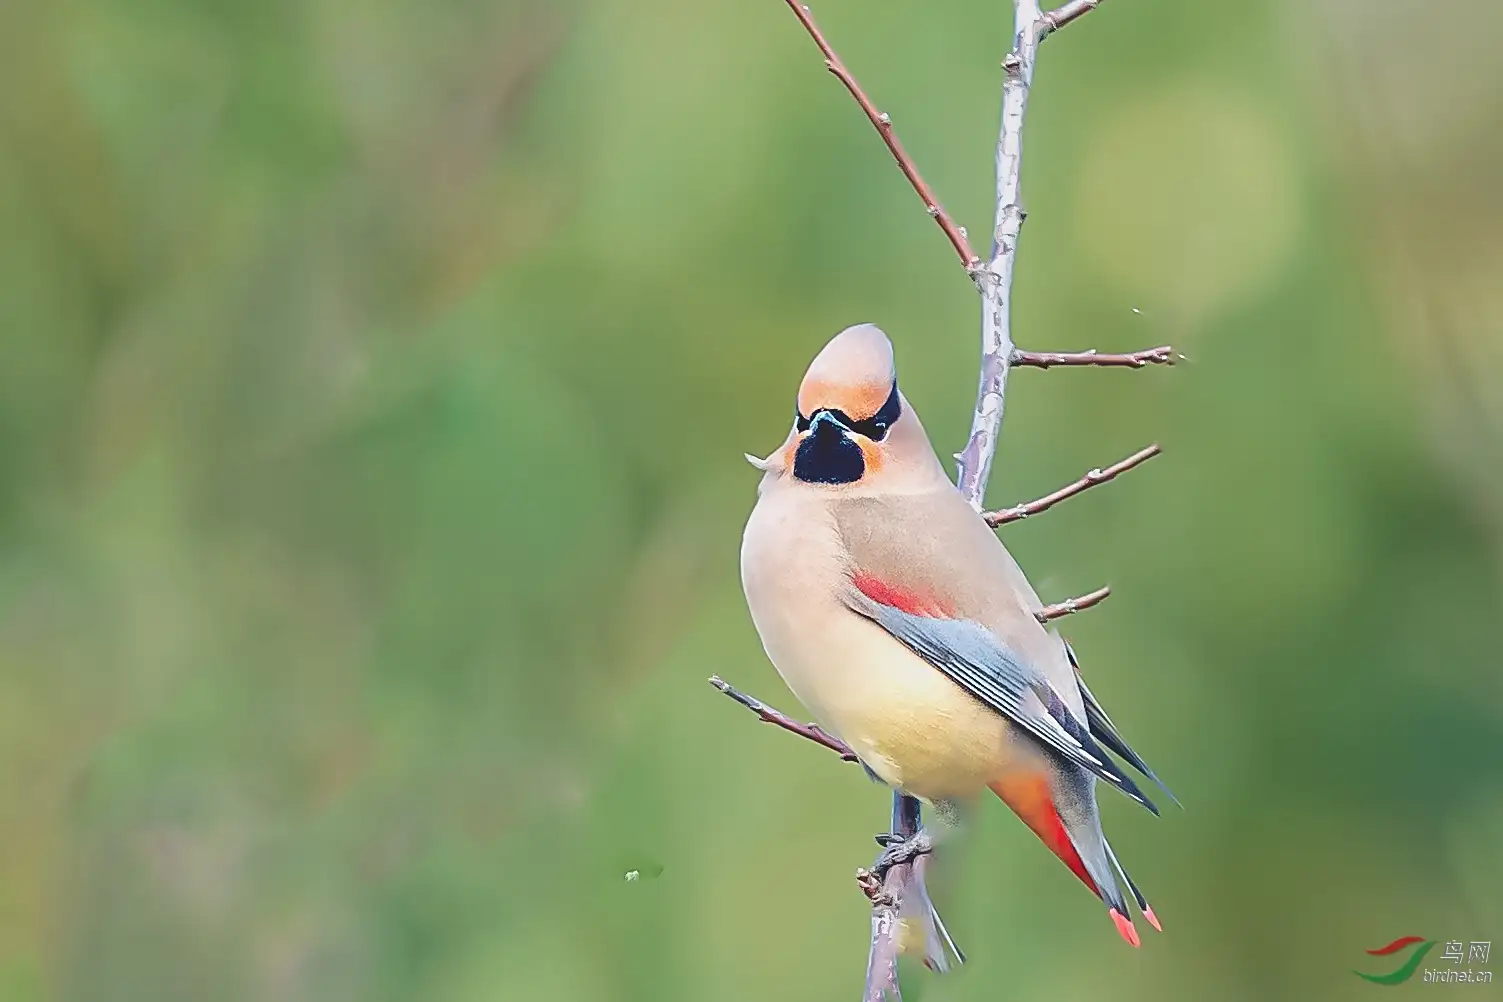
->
[{"left": 844, "top": 588, "right": 1159, "bottom": 815}]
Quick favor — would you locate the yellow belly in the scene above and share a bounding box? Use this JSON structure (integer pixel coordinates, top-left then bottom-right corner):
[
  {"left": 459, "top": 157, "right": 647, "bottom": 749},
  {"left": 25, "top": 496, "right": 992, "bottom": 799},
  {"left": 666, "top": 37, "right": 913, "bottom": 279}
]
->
[
  {"left": 741, "top": 484, "right": 1020, "bottom": 802},
  {"left": 771, "top": 606, "right": 1016, "bottom": 802}
]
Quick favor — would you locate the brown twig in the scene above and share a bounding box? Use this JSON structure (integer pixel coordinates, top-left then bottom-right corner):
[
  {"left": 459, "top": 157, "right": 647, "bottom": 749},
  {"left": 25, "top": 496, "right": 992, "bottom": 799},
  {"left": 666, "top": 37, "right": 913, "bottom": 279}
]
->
[
  {"left": 1040, "top": 0, "right": 1107, "bottom": 38},
  {"left": 709, "top": 675, "right": 858, "bottom": 760},
  {"left": 780, "top": 1, "right": 980, "bottom": 272},
  {"left": 1011, "top": 345, "right": 1176, "bottom": 369},
  {"left": 984, "top": 444, "right": 1162, "bottom": 526},
  {"left": 1037, "top": 585, "right": 1111, "bottom": 622}
]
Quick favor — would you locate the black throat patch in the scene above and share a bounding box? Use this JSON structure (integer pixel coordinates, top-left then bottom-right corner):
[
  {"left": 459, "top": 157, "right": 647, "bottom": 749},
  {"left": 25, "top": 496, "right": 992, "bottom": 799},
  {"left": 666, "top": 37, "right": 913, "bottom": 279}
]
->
[{"left": 793, "top": 421, "right": 865, "bottom": 484}]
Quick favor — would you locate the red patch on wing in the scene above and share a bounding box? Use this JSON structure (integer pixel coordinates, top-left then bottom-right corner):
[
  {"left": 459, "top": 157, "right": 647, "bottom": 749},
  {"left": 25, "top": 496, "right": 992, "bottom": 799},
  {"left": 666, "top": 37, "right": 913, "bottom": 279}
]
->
[
  {"left": 989, "top": 772, "right": 1099, "bottom": 896},
  {"left": 852, "top": 573, "right": 950, "bottom": 617}
]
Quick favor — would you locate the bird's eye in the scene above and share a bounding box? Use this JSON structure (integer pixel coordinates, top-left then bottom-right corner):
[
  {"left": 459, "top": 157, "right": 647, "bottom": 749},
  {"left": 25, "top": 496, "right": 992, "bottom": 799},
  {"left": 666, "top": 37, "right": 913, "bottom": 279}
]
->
[
  {"left": 794, "top": 383, "right": 900, "bottom": 440},
  {"left": 841, "top": 382, "right": 902, "bottom": 441}
]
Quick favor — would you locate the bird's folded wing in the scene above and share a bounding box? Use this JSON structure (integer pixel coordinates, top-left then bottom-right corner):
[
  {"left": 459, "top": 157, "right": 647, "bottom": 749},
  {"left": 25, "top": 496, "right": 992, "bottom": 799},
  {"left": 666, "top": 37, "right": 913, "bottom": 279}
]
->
[{"left": 844, "top": 585, "right": 1158, "bottom": 814}]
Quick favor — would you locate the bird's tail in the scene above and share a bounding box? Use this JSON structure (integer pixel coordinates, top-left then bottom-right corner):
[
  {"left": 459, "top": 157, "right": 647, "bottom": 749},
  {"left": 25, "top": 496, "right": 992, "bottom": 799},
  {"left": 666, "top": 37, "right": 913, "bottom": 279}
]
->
[
  {"left": 896, "top": 853, "right": 966, "bottom": 972},
  {"left": 989, "top": 763, "right": 1160, "bottom": 947}
]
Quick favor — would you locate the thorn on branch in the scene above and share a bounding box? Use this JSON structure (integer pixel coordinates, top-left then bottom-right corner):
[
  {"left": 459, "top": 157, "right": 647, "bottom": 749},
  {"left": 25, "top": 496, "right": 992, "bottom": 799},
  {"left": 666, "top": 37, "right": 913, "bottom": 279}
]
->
[
  {"left": 1037, "top": 585, "right": 1111, "bottom": 622},
  {"left": 1011, "top": 345, "right": 1175, "bottom": 369},
  {"left": 984, "top": 444, "right": 1161, "bottom": 526}
]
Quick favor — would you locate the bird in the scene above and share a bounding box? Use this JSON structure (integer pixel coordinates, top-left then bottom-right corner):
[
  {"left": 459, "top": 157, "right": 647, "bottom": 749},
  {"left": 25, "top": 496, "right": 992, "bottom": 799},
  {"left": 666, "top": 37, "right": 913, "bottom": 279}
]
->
[{"left": 739, "top": 322, "right": 1175, "bottom": 958}]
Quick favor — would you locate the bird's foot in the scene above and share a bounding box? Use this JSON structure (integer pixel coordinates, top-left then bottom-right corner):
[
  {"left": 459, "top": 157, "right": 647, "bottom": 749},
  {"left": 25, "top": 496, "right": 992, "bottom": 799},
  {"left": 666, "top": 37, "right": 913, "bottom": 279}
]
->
[{"left": 869, "top": 827, "right": 934, "bottom": 880}]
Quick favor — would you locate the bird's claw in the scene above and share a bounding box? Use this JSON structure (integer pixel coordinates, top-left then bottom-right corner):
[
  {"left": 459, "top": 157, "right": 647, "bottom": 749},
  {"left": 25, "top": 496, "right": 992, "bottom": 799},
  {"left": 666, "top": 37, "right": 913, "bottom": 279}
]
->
[{"left": 870, "top": 827, "right": 934, "bottom": 880}]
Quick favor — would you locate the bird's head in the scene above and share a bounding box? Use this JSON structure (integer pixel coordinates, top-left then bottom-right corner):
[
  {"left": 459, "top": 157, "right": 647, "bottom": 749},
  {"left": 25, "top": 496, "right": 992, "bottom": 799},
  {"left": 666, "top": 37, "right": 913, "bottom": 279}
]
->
[{"left": 748, "top": 323, "right": 943, "bottom": 490}]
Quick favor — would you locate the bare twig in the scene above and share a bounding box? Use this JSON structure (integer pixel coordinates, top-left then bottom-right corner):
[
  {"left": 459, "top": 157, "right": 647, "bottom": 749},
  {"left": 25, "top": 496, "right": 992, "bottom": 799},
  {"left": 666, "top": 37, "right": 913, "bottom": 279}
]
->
[
  {"left": 1011, "top": 345, "right": 1175, "bottom": 369},
  {"left": 709, "top": 675, "right": 857, "bottom": 760},
  {"left": 1037, "top": 585, "right": 1111, "bottom": 622},
  {"left": 1040, "top": 0, "right": 1107, "bottom": 37},
  {"left": 984, "top": 444, "right": 1162, "bottom": 526},
  {"left": 780, "top": 1, "right": 980, "bottom": 271}
]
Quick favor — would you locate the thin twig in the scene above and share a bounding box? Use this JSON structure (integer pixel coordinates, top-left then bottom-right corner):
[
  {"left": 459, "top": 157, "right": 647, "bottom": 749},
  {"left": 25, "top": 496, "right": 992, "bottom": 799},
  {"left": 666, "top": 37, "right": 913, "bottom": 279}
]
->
[
  {"left": 780, "top": 1, "right": 980, "bottom": 271},
  {"left": 1011, "top": 345, "right": 1175, "bottom": 369},
  {"left": 984, "top": 444, "right": 1162, "bottom": 526},
  {"left": 1040, "top": 0, "right": 1107, "bottom": 38},
  {"left": 709, "top": 676, "right": 858, "bottom": 760},
  {"left": 1037, "top": 585, "right": 1111, "bottom": 622}
]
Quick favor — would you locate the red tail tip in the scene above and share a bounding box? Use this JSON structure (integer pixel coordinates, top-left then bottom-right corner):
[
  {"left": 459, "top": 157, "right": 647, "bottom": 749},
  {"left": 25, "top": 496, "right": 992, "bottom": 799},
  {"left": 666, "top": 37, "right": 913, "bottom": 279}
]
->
[
  {"left": 1110, "top": 908, "right": 1141, "bottom": 948},
  {"left": 1142, "top": 907, "right": 1163, "bottom": 933}
]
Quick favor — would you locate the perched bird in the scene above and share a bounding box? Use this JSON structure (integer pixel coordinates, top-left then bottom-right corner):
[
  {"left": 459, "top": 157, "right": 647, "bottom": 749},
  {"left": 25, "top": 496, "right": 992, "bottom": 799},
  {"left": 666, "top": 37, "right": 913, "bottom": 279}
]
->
[{"left": 740, "top": 323, "right": 1174, "bottom": 956}]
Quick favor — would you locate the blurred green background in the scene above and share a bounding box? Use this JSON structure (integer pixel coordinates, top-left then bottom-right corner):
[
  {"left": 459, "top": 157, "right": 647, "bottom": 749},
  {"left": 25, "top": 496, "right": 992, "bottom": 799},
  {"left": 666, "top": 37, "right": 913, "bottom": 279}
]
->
[{"left": 2, "top": 0, "right": 1501, "bottom": 999}]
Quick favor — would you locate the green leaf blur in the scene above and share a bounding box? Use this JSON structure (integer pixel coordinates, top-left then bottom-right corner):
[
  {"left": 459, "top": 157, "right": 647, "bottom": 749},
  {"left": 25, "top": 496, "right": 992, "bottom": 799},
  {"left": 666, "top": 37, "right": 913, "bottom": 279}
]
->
[{"left": 0, "top": 1, "right": 1499, "bottom": 1000}]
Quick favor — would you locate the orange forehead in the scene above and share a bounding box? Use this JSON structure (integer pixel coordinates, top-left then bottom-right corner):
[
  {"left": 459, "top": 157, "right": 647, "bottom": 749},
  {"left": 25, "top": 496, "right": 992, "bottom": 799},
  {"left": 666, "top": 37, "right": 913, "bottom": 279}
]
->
[{"left": 797, "top": 377, "right": 892, "bottom": 421}]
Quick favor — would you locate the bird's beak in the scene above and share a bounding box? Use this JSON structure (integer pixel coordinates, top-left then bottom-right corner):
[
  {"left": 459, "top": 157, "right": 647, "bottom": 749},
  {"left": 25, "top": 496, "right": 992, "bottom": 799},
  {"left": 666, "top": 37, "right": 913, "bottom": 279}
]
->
[{"left": 808, "top": 410, "right": 848, "bottom": 437}]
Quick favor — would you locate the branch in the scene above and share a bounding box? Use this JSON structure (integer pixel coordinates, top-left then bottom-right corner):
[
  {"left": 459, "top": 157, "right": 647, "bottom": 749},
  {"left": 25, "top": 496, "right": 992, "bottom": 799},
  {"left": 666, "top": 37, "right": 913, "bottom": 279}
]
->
[
  {"left": 781, "top": 1, "right": 980, "bottom": 271},
  {"left": 953, "top": 1, "right": 1038, "bottom": 502},
  {"left": 1037, "top": 585, "right": 1111, "bottom": 622},
  {"left": 858, "top": 795, "right": 921, "bottom": 1000},
  {"left": 1040, "top": 0, "right": 1107, "bottom": 37},
  {"left": 984, "top": 444, "right": 1161, "bottom": 526},
  {"left": 1011, "top": 345, "right": 1176, "bottom": 369},
  {"left": 708, "top": 675, "right": 857, "bottom": 760}
]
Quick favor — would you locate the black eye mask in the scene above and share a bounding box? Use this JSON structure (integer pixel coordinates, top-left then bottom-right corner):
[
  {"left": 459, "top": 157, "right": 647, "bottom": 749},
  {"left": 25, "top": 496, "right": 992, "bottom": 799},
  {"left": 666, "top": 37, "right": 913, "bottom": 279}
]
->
[{"left": 795, "top": 381, "right": 901, "bottom": 441}]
